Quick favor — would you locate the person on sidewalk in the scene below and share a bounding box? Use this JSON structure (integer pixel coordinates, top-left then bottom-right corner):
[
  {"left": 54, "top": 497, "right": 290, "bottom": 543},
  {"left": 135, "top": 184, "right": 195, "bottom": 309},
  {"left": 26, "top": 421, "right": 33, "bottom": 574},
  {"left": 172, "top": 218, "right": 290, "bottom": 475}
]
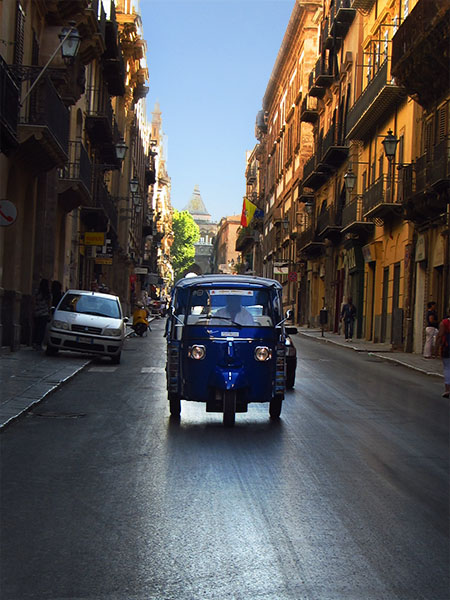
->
[
  {"left": 32, "top": 278, "right": 51, "bottom": 350},
  {"left": 340, "top": 296, "right": 356, "bottom": 341},
  {"left": 436, "top": 308, "right": 450, "bottom": 398},
  {"left": 423, "top": 301, "right": 439, "bottom": 358}
]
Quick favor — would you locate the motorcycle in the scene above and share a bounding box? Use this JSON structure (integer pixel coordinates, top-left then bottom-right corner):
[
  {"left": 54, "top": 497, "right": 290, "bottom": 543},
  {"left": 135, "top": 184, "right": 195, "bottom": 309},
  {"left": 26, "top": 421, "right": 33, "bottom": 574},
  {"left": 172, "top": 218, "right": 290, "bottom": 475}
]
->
[{"left": 132, "top": 306, "right": 150, "bottom": 336}]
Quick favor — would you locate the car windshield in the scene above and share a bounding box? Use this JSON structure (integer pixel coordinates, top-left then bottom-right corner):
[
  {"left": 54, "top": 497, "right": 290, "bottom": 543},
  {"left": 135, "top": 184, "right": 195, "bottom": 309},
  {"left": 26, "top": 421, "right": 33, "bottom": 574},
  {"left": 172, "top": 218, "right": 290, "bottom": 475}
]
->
[
  {"left": 58, "top": 293, "right": 121, "bottom": 319},
  {"left": 186, "top": 288, "right": 273, "bottom": 327}
]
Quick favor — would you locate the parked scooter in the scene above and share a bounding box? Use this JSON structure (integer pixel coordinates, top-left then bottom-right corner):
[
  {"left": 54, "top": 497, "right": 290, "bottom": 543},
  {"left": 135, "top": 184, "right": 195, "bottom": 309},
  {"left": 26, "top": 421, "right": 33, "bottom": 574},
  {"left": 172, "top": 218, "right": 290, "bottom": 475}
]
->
[{"left": 132, "top": 303, "right": 150, "bottom": 336}]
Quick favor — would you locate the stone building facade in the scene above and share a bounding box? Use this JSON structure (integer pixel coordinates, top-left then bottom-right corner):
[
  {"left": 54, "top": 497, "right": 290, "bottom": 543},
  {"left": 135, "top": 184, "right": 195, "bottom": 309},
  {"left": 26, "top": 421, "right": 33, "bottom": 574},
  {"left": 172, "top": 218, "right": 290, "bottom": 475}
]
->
[{"left": 183, "top": 185, "right": 218, "bottom": 274}]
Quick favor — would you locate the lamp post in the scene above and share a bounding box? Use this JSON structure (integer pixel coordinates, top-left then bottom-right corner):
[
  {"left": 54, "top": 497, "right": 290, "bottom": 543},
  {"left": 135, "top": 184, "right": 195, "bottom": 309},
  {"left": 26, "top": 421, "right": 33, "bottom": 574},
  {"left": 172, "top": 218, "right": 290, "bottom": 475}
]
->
[
  {"left": 382, "top": 129, "right": 399, "bottom": 203},
  {"left": 20, "top": 21, "right": 81, "bottom": 106},
  {"left": 343, "top": 168, "right": 356, "bottom": 195}
]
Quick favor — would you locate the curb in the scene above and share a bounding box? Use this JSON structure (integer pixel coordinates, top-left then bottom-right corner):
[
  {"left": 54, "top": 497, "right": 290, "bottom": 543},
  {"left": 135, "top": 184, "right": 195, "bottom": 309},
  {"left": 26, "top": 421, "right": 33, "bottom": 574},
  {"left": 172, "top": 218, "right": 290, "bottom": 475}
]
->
[
  {"left": 0, "top": 359, "right": 91, "bottom": 431},
  {"left": 296, "top": 330, "right": 443, "bottom": 379}
]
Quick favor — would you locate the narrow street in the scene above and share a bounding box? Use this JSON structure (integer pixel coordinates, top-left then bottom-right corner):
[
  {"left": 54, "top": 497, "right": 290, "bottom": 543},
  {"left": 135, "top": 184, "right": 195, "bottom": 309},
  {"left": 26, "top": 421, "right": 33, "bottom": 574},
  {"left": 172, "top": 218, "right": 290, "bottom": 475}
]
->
[{"left": 1, "top": 319, "right": 448, "bottom": 600}]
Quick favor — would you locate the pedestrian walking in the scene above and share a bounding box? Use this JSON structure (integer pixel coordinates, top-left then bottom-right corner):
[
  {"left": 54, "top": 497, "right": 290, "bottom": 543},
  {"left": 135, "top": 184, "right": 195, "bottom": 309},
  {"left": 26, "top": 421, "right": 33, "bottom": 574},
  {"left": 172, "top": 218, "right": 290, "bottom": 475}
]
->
[
  {"left": 423, "top": 301, "right": 439, "bottom": 358},
  {"left": 436, "top": 308, "right": 450, "bottom": 398},
  {"left": 32, "top": 278, "right": 51, "bottom": 349},
  {"left": 340, "top": 296, "right": 356, "bottom": 341}
]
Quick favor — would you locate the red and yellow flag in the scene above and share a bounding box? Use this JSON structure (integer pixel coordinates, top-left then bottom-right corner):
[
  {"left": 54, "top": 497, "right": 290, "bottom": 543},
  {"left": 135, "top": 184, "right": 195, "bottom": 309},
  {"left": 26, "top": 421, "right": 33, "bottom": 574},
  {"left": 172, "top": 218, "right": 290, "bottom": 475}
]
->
[{"left": 240, "top": 197, "right": 257, "bottom": 228}]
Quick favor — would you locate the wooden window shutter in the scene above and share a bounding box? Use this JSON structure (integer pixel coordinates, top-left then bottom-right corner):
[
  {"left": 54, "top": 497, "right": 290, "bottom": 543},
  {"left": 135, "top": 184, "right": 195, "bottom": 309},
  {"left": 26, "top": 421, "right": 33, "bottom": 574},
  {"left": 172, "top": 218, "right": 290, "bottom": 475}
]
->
[
  {"left": 14, "top": 2, "right": 25, "bottom": 66},
  {"left": 424, "top": 118, "right": 433, "bottom": 157},
  {"left": 437, "top": 103, "right": 448, "bottom": 143}
]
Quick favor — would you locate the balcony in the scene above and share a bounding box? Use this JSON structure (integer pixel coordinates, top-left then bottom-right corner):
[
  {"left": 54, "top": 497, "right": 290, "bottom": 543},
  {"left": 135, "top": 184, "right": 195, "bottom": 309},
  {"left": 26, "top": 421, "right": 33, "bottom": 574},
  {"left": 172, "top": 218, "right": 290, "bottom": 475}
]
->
[
  {"left": 317, "top": 205, "right": 342, "bottom": 242},
  {"left": 236, "top": 228, "right": 258, "bottom": 253},
  {"left": 81, "top": 175, "right": 118, "bottom": 234},
  {"left": 302, "top": 152, "right": 332, "bottom": 191},
  {"left": 300, "top": 95, "right": 318, "bottom": 123},
  {"left": 346, "top": 59, "right": 405, "bottom": 141},
  {"left": 329, "top": 0, "right": 356, "bottom": 41},
  {"left": 351, "top": 0, "right": 376, "bottom": 11},
  {"left": 102, "top": 2, "right": 126, "bottom": 97},
  {"left": 322, "top": 122, "right": 348, "bottom": 167},
  {"left": 314, "top": 57, "right": 334, "bottom": 89},
  {"left": 145, "top": 155, "right": 157, "bottom": 186},
  {"left": 391, "top": 0, "right": 450, "bottom": 109},
  {"left": 341, "top": 196, "right": 375, "bottom": 236},
  {"left": 401, "top": 138, "right": 449, "bottom": 223},
  {"left": 41, "top": 0, "right": 90, "bottom": 21},
  {"left": 16, "top": 75, "right": 69, "bottom": 173},
  {"left": 362, "top": 175, "right": 402, "bottom": 220},
  {"left": 85, "top": 85, "right": 121, "bottom": 166},
  {"left": 77, "top": 0, "right": 106, "bottom": 64},
  {"left": 57, "top": 141, "right": 92, "bottom": 212},
  {"left": 296, "top": 226, "right": 324, "bottom": 257},
  {"left": 246, "top": 166, "right": 257, "bottom": 184},
  {"left": 0, "top": 56, "right": 19, "bottom": 155}
]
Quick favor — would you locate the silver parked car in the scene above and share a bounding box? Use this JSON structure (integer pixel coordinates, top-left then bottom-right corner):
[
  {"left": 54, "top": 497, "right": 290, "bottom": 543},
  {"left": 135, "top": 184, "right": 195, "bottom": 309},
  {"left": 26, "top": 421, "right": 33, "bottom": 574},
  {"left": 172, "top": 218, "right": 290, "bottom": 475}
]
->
[{"left": 46, "top": 290, "right": 127, "bottom": 363}]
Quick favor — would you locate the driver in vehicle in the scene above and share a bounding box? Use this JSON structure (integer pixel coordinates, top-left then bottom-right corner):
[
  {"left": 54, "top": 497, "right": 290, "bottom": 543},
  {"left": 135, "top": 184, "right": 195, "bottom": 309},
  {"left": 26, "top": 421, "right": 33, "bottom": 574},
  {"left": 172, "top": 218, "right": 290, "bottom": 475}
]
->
[{"left": 215, "top": 294, "right": 255, "bottom": 326}]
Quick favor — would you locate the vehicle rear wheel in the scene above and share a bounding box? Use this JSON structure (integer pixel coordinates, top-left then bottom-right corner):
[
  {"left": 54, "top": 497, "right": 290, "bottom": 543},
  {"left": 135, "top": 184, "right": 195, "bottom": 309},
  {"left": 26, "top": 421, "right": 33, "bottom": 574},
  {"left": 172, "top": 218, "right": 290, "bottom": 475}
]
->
[
  {"left": 111, "top": 352, "right": 121, "bottom": 364},
  {"left": 269, "top": 395, "right": 282, "bottom": 419},
  {"left": 286, "top": 369, "right": 295, "bottom": 390},
  {"left": 45, "top": 344, "right": 59, "bottom": 356},
  {"left": 223, "top": 390, "right": 236, "bottom": 427},
  {"left": 169, "top": 395, "right": 181, "bottom": 417}
]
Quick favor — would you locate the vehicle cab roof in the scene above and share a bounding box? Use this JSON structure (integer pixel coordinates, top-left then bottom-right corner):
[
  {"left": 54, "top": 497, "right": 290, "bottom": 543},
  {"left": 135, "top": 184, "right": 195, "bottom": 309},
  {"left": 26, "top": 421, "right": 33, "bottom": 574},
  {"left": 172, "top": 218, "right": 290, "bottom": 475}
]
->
[{"left": 173, "top": 274, "right": 282, "bottom": 291}]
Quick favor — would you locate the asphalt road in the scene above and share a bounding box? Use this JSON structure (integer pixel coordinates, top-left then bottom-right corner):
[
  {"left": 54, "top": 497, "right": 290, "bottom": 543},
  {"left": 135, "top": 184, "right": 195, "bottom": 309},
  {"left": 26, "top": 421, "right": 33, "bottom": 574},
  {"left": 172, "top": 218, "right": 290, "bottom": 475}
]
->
[{"left": 1, "top": 320, "right": 448, "bottom": 600}]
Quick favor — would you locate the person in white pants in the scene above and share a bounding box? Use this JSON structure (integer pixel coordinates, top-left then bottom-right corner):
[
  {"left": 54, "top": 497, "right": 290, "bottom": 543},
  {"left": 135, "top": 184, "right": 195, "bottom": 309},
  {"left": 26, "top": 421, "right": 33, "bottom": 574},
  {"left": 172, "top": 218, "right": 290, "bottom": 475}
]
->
[{"left": 423, "top": 301, "right": 439, "bottom": 358}]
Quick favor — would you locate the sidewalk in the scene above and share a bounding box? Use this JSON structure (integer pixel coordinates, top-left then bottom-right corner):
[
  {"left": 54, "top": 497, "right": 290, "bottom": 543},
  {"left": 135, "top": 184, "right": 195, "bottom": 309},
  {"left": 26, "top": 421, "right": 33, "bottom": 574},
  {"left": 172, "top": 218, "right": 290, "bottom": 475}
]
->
[
  {"left": 0, "top": 347, "right": 91, "bottom": 430},
  {"left": 0, "top": 317, "right": 159, "bottom": 430},
  {"left": 296, "top": 327, "right": 444, "bottom": 378}
]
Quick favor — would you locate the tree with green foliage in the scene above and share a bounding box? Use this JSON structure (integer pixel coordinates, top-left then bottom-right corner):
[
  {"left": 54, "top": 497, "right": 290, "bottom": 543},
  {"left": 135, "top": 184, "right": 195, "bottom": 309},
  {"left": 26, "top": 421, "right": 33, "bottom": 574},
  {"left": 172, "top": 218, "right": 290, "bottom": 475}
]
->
[{"left": 171, "top": 210, "right": 200, "bottom": 280}]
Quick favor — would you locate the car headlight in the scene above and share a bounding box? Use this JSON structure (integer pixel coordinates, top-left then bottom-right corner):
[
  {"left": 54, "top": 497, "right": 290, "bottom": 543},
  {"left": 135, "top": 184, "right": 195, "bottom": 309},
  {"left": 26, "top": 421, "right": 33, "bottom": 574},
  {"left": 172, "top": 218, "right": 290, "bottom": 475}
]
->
[
  {"left": 105, "top": 328, "right": 122, "bottom": 337},
  {"left": 254, "top": 346, "right": 272, "bottom": 361},
  {"left": 188, "top": 345, "right": 206, "bottom": 360},
  {"left": 285, "top": 346, "right": 296, "bottom": 357},
  {"left": 52, "top": 320, "right": 70, "bottom": 331}
]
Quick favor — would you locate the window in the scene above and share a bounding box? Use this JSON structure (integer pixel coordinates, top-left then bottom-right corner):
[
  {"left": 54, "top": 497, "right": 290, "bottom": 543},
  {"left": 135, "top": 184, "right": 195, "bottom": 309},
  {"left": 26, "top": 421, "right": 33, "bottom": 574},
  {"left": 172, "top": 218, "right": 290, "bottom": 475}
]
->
[{"left": 14, "top": 2, "right": 26, "bottom": 66}]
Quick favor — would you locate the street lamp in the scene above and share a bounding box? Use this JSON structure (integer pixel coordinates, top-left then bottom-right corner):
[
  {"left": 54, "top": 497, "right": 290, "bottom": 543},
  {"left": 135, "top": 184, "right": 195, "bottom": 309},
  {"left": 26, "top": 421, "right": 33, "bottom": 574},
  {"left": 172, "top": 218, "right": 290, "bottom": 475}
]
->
[
  {"left": 115, "top": 139, "right": 128, "bottom": 161},
  {"left": 382, "top": 129, "right": 399, "bottom": 202},
  {"left": 20, "top": 21, "right": 81, "bottom": 106},
  {"left": 130, "top": 177, "right": 139, "bottom": 194},
  {"left": 343, "top": 168, "right": 356, "bottom": 193}
]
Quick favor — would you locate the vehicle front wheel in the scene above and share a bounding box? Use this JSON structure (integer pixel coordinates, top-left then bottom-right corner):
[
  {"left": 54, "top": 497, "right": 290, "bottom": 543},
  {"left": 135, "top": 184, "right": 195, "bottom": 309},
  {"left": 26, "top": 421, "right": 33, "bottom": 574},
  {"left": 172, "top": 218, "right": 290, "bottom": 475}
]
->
[
  {"left": 111, "top": 352, "right": 121, "bottom": 364},
  {"left": 45, "top": 344, "right": 59, "bottom": 356},
  {"left": 269, "top": 396, "right": 282, "bottom": 419},
  {"left": 223, "top": 390, "right": 236, "bottom": 427},
  {"left": 169, "top": 395, "right": 181, "bottom": 417},
  {"left": 286, "top": 370, "right": 295, "bottom": 390}
]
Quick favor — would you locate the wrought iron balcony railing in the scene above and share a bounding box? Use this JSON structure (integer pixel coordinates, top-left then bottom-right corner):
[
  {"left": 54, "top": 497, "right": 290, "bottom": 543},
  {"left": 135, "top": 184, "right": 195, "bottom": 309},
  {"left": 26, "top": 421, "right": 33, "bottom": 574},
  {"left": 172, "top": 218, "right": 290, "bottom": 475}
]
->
[{"left": 0, "top": 55, "right": 19, "bottom": 154}]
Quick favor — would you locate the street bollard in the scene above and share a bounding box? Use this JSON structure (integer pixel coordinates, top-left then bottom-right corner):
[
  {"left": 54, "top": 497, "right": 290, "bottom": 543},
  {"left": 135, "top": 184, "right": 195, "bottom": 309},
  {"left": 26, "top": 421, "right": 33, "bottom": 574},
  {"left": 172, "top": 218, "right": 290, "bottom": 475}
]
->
[{"left": 319, "top": 308, "right": 328, "bottom": 337}]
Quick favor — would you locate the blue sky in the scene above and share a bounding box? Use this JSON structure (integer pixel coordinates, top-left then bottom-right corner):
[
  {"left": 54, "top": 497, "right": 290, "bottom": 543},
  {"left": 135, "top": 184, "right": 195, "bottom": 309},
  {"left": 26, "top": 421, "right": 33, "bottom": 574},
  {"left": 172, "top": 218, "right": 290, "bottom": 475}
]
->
[{"left": 140, "top": 0, "right": 295, "bottom": 222}]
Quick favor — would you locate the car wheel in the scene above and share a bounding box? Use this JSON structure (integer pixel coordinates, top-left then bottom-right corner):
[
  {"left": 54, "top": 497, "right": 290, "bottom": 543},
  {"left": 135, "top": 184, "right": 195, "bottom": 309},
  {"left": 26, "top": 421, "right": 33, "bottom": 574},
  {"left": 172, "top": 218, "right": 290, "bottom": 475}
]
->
[
  {"left": 45, "top": 344, "right": 59, "bottom": 356},
  {"left": 269, "top": 396, "right": 282, "bottom": 419},
  {"left": 286, "top": 369, "right": 295, "bottom": 390},
  {"left": 111, "top": 352, "right": 121, "bottom": 364}
]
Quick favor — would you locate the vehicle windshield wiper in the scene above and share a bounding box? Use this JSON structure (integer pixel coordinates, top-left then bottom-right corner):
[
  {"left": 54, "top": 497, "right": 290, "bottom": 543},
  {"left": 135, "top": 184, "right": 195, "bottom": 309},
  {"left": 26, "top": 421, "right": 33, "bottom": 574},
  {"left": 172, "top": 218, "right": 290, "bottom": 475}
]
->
[
  {"left": 79, "top": 311, "right": 110, "bottom": 317},
  {"left": 198, "top": 314, "right": 242, "bottom": 328}
]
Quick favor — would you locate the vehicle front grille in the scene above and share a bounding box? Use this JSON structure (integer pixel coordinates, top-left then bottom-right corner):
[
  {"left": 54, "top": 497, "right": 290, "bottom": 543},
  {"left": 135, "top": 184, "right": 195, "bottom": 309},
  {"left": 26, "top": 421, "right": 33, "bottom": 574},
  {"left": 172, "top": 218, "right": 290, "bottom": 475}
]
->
[
  {"left": 63, "top": 340, "right": 104, "bottom": 352},
  {"left": 71, "top": 324, "right": 102, "bottom": 334}
]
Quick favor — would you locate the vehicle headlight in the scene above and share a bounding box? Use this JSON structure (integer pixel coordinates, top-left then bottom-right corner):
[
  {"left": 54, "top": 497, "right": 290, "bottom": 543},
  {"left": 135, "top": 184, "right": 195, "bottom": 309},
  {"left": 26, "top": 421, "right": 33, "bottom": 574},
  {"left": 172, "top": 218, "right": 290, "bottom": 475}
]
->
[
  {"left": 254, "top": 346, "right": 272, "bottom": 361},
  {"left": 52, "top": 320, "right": 70, "bottom": 331},
  {"left": 105, "top": 328, "right": 122, "bottom": 337},
  {"left": 188, "top": 345, "right": 206, "bottom": 360}
]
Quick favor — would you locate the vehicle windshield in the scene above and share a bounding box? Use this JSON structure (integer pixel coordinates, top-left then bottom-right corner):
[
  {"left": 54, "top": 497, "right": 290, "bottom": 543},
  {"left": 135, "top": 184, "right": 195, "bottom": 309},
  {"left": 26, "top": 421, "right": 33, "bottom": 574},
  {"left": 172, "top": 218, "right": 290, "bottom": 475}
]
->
[
  {"left": 58, "top": 293, "right": 121, "bottom": 319},
  {"left": 185, "top": 288, "right": 274, "bottom": 327}
]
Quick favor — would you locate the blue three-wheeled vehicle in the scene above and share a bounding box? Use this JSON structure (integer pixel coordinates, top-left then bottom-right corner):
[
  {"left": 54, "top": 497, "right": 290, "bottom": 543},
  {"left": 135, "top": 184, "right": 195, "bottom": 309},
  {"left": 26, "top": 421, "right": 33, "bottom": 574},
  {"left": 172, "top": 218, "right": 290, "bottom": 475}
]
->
[{"left": 165, "top": 274, "right": 297, "bottom": 426}]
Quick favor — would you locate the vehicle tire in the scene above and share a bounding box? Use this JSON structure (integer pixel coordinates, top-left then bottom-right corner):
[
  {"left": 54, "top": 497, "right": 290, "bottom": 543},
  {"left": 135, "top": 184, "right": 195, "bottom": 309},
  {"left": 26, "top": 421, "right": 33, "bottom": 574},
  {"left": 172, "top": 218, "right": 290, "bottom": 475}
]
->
[
  {"left": 45, "top": 344, "right": 59, "bottom": 356},
  {"left": 111, "top": 351, "right": 121, "bottom": 364},
  {"left": 169, "top": 395, "right": 181, "bottom": 417},
  {"left": 286, "top": 369, "right": 295, "bottom": 390},
  {"left": 135, "top": 323, "right": 146, "bottom": 337},
  {"left": 223, "top": 390, "right": 236, "bottom": 427},
  {"left": 269, "top": 395, "right": 282, "bottom": 419}
]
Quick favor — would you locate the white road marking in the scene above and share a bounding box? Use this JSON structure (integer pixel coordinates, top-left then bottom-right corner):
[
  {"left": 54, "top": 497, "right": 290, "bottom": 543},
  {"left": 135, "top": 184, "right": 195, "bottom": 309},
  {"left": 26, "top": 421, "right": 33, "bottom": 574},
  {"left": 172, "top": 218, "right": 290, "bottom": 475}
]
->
[
  {"left": 141, "top": 367, "right": 165, "bottom": 374},
  {"left": 88, "top": 367, "right": 119, "bottom": 372}
]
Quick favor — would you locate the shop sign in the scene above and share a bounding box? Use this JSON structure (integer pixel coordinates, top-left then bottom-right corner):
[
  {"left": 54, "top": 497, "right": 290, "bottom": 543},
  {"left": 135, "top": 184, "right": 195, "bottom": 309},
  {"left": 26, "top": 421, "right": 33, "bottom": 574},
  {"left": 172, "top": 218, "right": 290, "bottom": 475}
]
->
[
  {"left": 415, "top": 234, "right": 426, "bottom": 262},
  {"left": 135, "top": 267, "right": 148, "bottom": 274},
  {"left": 95, "top": 258, "right": 113, "bottom": 265},
  {"left": 274, "top": 266, "right": 289, "bottom": 275},
  {"left": 85, "top": 232, "right": 105, "bottom": 246}
]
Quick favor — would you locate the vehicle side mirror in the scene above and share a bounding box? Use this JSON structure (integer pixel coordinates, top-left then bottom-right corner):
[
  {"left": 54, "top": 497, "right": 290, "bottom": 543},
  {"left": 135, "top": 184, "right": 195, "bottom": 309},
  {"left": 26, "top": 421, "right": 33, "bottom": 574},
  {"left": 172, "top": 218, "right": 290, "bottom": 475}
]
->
[
  {"left": 285, "top": 326, "right": 298, "bottom": 335},
  {"left": 285, "top": 309, "right": 293, "bottom": 321},
  {"left": 123, "top": 316, "right": 129, "bottom": 323},
  {"left": 50, "top": 306, "right": 56, "bottom": 315}
]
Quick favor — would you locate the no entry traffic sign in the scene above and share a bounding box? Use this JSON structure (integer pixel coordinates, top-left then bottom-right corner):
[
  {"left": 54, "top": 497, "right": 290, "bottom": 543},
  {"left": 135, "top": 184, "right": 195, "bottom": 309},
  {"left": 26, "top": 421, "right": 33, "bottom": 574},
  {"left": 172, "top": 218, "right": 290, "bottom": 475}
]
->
[{"left": 0, "top": 200, "right": 17, "bottom": 227}]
